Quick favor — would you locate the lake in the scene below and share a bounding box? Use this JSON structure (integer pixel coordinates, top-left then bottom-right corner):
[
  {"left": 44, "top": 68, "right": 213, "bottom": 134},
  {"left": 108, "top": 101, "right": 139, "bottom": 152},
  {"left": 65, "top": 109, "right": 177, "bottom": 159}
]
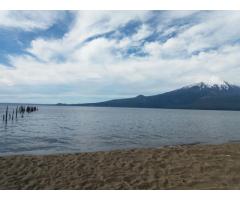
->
[{"left": 0, "top": 105, "right": 240, "bottom": 155}]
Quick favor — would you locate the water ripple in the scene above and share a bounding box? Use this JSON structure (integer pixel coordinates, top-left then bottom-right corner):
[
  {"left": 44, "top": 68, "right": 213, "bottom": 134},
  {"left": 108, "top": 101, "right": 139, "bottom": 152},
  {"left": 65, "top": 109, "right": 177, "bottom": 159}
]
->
[{"left": 1, "top": 105, "right": 240, "bottom": 155}]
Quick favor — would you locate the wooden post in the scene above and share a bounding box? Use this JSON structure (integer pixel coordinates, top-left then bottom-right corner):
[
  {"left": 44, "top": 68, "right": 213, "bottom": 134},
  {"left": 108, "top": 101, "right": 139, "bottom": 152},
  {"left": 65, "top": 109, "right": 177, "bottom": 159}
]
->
[
  {"left": 16, "top": 106, "right": 18, "bottom": 119},
  {"left": 5, "top": 106, "right": 8, "bottom": 123}
]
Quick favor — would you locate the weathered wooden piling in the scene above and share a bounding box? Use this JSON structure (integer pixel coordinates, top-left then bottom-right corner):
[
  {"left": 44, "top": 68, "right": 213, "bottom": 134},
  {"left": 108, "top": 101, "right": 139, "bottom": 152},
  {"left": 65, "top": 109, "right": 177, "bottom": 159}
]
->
[
  {"left": 19, "top": 106, "right": 26, "bottom": 114},
  {"left": 5, "top": 106, "right": 8, "bottom": 123},
  {"left": 2, "top": 105, "right": 39, "bottom": 124},
  {"left": 16, "top": 106, "right": 18, "bottom": 119},
  {"left": 27, "top": 106, "right": 30, "bottom": 113}
]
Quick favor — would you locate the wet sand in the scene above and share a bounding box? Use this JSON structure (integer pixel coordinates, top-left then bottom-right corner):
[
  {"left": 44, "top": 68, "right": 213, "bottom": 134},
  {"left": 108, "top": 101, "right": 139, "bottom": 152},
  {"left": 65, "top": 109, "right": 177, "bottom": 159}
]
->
[{"left": 1, "top": 143, "right": 240, "bottom": 189}]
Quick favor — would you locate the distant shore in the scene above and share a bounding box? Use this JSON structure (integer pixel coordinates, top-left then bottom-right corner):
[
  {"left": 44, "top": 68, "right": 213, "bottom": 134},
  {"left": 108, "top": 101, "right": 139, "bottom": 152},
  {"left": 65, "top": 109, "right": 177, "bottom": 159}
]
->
[{"left": 1, "top": 143, "right": 240, "bottom": 189}]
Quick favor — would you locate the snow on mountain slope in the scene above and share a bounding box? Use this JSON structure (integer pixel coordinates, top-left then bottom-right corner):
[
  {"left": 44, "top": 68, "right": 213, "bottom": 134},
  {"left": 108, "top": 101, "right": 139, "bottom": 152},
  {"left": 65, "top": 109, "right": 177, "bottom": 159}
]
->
[{"left": 183, "top": 80, "right": 233, "bottom": 91}]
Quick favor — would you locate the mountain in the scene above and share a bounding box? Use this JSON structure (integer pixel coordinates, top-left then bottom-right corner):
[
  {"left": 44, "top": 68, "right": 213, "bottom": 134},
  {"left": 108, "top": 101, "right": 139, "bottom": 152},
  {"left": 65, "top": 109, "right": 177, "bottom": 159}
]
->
[{"left": 69, "top": 81, "right": 240, "bottom": 110}]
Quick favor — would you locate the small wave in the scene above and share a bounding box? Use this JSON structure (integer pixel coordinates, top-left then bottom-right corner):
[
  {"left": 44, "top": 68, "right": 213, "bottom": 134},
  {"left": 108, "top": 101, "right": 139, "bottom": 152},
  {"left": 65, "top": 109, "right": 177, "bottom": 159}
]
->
[
  {"left": 179, "top": 142, "right": 203, "bottom": 146},
  {"left": 228, "top": 140, "right": 240, "bottom": 144},
  {"left": 60, "top": 126, "right": 75, "bottom": 131}
]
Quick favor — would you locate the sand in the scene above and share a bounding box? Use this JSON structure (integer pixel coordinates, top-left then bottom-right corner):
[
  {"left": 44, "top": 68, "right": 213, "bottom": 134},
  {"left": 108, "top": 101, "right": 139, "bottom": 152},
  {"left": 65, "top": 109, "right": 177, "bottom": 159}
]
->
[{"left": 1, "top": 143, "right": 240, "bottom": 189}]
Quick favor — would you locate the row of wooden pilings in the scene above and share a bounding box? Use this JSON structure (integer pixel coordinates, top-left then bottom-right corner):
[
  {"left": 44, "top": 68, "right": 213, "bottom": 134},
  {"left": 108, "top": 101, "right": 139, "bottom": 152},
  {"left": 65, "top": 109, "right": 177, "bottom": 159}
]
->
[{"left": 2, "top": 105, "right": 38, "bottom": 123}]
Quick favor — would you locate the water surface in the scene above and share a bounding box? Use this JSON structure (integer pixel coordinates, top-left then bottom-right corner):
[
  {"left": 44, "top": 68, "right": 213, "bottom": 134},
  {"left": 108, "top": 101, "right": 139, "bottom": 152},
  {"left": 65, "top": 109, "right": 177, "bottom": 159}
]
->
[{"left": 0, "top": 105, "right": 240, "bottom": 155}]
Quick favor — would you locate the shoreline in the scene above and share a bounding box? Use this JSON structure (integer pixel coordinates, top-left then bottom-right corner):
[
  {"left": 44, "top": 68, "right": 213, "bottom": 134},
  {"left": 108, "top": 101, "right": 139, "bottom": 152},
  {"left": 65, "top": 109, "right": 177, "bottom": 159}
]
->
[
  {"left": 0, "top": 142, "right": 205, "bottom": 157},
  {"left": 55, "top": 104, "right": 240, "bottom": 112},
  {"left": 0, "top": 141, "right": 235, "bottom": 157},
  {"left": 1, "top": 142, "right": 240, "bottom": 189}
]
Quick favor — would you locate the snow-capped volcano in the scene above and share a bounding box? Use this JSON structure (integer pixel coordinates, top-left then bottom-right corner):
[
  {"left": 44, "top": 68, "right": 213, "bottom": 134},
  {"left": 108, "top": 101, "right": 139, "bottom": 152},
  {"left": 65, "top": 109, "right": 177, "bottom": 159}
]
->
[{"left": 76, "top": 80, "right": 240, "bottom": 110}]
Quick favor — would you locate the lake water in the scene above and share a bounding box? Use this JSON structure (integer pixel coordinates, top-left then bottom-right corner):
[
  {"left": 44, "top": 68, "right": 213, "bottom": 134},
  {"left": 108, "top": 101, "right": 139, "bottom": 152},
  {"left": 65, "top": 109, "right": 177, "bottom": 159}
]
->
[{"left": 0, "top": 105, "right": 240, "bottom": 155}]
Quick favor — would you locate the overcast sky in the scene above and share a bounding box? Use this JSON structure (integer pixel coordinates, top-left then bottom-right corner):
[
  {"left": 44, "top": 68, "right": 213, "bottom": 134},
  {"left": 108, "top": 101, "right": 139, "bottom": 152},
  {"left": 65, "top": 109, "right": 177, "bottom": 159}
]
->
[{"left": 0, "top": 11, "right": 240, "bottom": 103}]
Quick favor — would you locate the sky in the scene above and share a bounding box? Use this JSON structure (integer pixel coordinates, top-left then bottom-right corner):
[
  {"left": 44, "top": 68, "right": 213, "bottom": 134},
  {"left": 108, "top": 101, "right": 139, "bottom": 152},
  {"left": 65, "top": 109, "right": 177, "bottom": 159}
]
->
[{"left": 0, "top": 11, "right": 240, "bottom": 104}]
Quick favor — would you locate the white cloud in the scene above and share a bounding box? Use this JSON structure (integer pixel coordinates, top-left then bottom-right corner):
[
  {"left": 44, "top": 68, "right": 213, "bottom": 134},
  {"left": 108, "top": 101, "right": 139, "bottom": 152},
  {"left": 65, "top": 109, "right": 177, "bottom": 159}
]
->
[
  {"left": 132, "top": 24, "right": 152, "bottom": 41},
  {"left": 1, "top": 11, "right": 240, "bottom": 102},
  {"left": 27, "top": 11, "right": 151, "bottom": 62},
  {"left": 0, "top": 11, "right": 64, "bottom": 31}
]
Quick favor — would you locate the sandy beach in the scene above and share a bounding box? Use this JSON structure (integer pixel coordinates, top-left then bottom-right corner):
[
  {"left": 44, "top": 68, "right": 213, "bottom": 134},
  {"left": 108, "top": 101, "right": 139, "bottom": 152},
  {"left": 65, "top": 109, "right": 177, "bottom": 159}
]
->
[{"left": 1, "top": 143, "right": 240, "bottom": 189}]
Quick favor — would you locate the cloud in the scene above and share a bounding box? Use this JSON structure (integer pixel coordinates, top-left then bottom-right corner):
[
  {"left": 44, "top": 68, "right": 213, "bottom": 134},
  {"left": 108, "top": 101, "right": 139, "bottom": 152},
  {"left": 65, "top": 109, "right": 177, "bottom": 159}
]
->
[
  {"left": 27, "top": 11, "right": 151, "bottom": 61},
  {"left": 0, "top": 11, "right": 65, "bottom": 31},
  {"left": 1, "top": 11, "right": 240, "bottom": 103},
  {"left": 132, "top": 24, "right": 152, "bottom": 41}
]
